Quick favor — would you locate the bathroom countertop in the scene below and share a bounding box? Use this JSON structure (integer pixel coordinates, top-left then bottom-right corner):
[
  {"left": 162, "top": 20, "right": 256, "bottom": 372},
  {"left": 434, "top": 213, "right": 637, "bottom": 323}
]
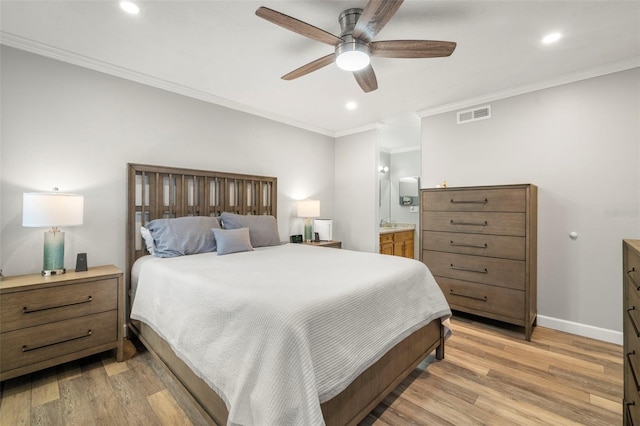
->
[{"left": 379, "top": 224, "right": 416, "bottom": 234}]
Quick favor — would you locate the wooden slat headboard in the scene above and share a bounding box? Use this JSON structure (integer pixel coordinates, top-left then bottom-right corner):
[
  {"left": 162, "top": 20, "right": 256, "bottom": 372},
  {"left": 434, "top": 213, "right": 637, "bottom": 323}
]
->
[{"left": 126, "top": 163, "right": 277, "bottom": 282}]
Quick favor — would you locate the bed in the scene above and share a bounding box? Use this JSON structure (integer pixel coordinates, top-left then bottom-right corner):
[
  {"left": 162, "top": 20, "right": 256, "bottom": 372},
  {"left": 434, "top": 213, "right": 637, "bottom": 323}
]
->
[{"left": 125, "top": 163, "right": 450, "bottom": 425}]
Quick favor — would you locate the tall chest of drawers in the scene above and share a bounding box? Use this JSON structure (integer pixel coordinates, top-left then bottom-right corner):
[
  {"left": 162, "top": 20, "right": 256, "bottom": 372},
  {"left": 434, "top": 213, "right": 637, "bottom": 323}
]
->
[
  {"left": 421, "top": 184, "right": 538, "bottom": 340},
  {"left": 624, "top": 239, "right": 640, "bottom": 425}
]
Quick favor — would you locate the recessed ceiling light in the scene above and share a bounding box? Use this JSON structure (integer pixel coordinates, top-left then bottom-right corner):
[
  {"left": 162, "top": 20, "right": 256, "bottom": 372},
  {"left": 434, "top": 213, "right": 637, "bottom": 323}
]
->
[
  {"left": 345, "top": 101, "right": 357, "bottom": 110},
  {"left": 542, "top": 32, "right": 562, "bottom": 44},
  {"left": 120, "top": 1, "right": 140, "bottom": 15}
]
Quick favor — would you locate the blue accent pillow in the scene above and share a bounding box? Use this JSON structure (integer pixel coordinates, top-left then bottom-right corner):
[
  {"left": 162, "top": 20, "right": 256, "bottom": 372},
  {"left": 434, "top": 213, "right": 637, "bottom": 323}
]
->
[
  {"left": 212, "top": 227, "right": 254, "bottom": 255},
  {"left": 146, "top": 216, "right": 221, "bottom": 258},
  {"left": 220, "top": 212, "right": 281, "bottom": 248}
]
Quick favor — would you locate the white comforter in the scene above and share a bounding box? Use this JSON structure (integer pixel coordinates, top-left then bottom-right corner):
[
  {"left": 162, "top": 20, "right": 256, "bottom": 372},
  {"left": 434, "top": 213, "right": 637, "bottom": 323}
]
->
[{"left": 130, "top": 243, "right": 450, "bottom": 426}]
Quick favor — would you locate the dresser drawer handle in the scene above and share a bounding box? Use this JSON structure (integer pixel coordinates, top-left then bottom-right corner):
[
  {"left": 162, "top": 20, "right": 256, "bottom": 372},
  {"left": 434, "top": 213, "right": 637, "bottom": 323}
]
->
[
  {"left": 628, "top": 351, "right": 640, "bottom": 392},
  {"left": 450, "top": 220, "right": 488, "bottom": 227},
  {"left": 450, "top": 264, "right": 488, "bottom": 274},
  {"left": 450, "top": 198, "right": 488, "bottom": 204},
  {"left": 450, "top": 241, "right": 488, "bottom": 249},
  {"left": 22, "top": 329, "right": 92, "bottom": 353},
  {"left": 449, "top": 289, "right": 487, "bottom": 302},
  {"left": 628, "top": 307, "right": 640, "bottom": 338},
  {"left": 23, "top": 296, "right": 92, "bottom": 314}
]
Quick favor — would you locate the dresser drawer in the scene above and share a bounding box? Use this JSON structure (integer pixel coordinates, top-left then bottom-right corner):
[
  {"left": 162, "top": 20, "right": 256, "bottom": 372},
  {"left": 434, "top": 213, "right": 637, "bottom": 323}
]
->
[
  {"left": 628, "top": 247, "right": 640, "bottom": 288},
  {"left": 423, "top": 250, "right": 525, "bottom": 290},
  {"left": 422, "top": 212, "right": 526, "bottom": 236},
  {"left": 0, "top": 278, "right": 118, "bottom": 333},
  {"left": 625, "top": 362, "right": 640, "bottom": 425},
  {"left": 422, "top": 188, "right": 526, "bottom": 212},
  {"left": 436, "top": 277, "right": 525, "bottom": 320},
  {"left": 393, "top": 230, "right": 414, "bottom": 242},
  {"left": 625, "top": 325, "right": 640, "bottom": 417},
  {"left": 1, "top": 310, "right": 117, "bottom": 372},
  {"left": 627, "top": 279, "right": 640, "bottom": 337},
  {"left": 422, "top": 231, "right": 525, "bottom": 261},
  {"left": 380, "top": 233, "right": 394, "bottom": 244}
]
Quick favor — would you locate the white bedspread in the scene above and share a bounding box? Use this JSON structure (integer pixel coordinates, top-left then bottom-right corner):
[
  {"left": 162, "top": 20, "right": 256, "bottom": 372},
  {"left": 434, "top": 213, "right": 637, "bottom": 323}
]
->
[{"left": 131, "top": 243, "right": 450, "bottom": 426}]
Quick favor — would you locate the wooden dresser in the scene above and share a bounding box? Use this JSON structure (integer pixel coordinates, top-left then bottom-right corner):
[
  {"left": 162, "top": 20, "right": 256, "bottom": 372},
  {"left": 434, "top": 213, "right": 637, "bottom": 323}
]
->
[
  {"left": 380, "top": 229, "right": 415, "bottom": 258},
  {"left": 420, "top": 184, "right": 538, "bottom": 340},
  {"left": 0, "top": 265, "right": 124, "bottom": 381},
  {"left": 624, "top": 239, "right": 640, "bottom": 425}
]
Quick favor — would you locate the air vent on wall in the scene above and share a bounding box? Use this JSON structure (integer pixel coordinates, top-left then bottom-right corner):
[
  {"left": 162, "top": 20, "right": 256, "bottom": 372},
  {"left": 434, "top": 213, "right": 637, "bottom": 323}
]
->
[{"left": 457, "top": 105, "right": 491, "bottom": 124}]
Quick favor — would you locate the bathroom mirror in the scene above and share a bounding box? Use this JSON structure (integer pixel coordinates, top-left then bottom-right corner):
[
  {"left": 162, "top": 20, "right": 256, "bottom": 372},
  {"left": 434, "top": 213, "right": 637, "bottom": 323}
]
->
[{"left": 399, "top": 176, "right": 420, "bottom": 206}]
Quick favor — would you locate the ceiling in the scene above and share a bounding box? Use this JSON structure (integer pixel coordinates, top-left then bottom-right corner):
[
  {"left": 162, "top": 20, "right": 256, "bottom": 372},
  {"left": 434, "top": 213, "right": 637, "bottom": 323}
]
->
[{"left": 1, "top": 1, "right": 639, "bottom": 150}]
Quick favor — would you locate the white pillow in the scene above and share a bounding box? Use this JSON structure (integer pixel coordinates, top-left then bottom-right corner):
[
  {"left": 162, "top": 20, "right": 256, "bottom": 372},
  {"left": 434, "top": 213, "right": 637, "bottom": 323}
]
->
[{"left": 140, "top": 226, "right": 155, "bottom": 255}]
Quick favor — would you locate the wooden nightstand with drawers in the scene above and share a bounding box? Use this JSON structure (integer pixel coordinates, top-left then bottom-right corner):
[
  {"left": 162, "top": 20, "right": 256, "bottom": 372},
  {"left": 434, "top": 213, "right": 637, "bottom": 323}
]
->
[
  {"left": 0, "top": 265, "right": 124, "bottom": 381},
  {"left": 303, "top": 240, "right": 342, "bottom": 248}
]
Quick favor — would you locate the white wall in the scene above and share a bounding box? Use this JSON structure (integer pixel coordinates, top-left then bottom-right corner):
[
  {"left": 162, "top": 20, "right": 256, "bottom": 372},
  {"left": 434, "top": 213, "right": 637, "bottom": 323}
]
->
[
  {"left": 334, "top": 130, "right": 379, "bottom": 253},
  {"left": 0, "top": 46, "right": 335, "bottom": 276},
  {"left": 421, "top": 68, "right": 640, "bottom": 341}
]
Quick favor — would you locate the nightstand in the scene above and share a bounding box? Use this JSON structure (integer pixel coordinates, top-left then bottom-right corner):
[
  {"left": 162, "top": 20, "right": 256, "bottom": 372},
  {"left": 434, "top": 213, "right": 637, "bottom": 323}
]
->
[
  {"left": 0, "top": 265, "right": 124, "bottom": 381},
  {"left": 303, "top": 240, "right": 342, "bottom": 249}
]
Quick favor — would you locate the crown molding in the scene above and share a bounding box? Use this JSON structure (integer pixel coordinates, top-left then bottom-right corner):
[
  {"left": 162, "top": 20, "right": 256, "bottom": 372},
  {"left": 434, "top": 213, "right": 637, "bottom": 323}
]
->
[
  {"left": 418, "top": 56, "right": 640, "bottom": 118},
  {"left": 0, "top": 32, "right": 335, "bottom": 137},
  {"left": 334, "top": 122, "right": 384, "bottom": 138}
]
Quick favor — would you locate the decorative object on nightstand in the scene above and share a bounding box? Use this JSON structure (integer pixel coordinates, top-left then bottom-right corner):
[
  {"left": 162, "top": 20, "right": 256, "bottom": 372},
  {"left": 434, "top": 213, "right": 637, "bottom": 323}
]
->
[
  {"left": 0, "top": 265, "right": 125, "bottom": 381},
  {"left": 297, "top": 199, "right": 320, "bottom": 243},
  {"left": 22, "top": 189, "right": 84, "bottom": 276},
  {"left": 313, "top": 219, "right": 333, "bottom": 241}
]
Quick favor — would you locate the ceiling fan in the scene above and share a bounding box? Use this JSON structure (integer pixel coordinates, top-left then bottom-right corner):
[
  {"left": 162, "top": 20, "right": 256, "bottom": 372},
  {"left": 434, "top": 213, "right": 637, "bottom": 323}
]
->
[{"left": 256, "top": 0, "right": 456, "bottom": 93}]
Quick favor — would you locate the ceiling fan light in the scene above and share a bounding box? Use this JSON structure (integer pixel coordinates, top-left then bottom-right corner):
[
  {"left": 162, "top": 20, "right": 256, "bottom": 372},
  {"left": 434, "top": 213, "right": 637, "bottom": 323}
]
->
[{"left": 335, "top": 41, "right": 370, "bottom": 71}]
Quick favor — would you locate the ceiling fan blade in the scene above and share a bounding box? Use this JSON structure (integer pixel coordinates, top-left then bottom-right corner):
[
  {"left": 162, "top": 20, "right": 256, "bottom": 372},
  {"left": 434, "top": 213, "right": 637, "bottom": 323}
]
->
[
  {"left": 282, "top": 54, "right": 335, "bottom": 80},
  {"left": 256, "top": 7, "right": 342, "bottom": 46},
  {"left": 352, "top": 0, "right": 404, "bottom": 42},
  {"left": 353, "top": 65, "right": 378, "bottom": 93},
  {"left": 371, "top": 40, "right": 457, "bottom": 58}
]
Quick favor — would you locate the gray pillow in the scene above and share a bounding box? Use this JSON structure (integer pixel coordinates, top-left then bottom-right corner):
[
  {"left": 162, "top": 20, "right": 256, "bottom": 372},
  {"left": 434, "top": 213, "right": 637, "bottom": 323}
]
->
[
  {"left": 146, "top": 216, "right": 221, "bottom": 258},
  {"left": 220, "top": 212, "right": 281, "bottom": 248},
  {"left": 212, "top": 227, "right": 254, "bottom": 255}
]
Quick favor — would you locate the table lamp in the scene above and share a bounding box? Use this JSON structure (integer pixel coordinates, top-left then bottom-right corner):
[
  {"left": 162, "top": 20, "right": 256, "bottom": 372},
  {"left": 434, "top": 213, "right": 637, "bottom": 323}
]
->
[
  {"left": 22, "top": 189, "right": 84, "bottom": 276},
  {"left": 297, "top": 199, "right": 320, "bottom": 242}
]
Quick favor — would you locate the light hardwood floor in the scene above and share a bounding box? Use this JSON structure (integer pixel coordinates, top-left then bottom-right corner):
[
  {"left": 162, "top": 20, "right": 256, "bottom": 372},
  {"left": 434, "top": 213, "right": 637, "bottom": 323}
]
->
[{"left": 1, "top": 315, "right": 622, "bottom": 425}]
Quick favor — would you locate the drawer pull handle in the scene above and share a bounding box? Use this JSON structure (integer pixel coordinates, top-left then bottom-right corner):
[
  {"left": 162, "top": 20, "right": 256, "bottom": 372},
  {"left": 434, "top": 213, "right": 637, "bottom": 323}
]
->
[
  {"left": 450, "top": 241, "right": 488, "bottom": 249},
  {"left": 450, "top": 198, "right": 488, "bottom": 204},
  {"left": 22, "top": 329, "right": 92, "bottom": 353},
  {"left": 450, "top": 264, "right": 488, "bottom": 274},
  {"left": 449, "top": 289, "right": 487, "bottom": 302},
  {"left": 450, "top": 220, "right": 488, "bottom": 227},
  {"left": 628, "top": 351, "right": 640, "bottom": 392},
  {"left": 627, "top": 308, "right": 640, "bottom": 338},
  {"left": 23, "top": 296, "right": 92, "bottom": 314}
]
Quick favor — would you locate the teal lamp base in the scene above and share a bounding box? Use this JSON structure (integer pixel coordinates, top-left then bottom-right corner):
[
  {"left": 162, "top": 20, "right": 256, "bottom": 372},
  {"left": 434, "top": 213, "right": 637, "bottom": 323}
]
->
[
  {"left": 42, "top": 229, "right": 66, "bottom": 276},
  {"left": 304, "top": 218, "right": 313, "bottom": 242}
]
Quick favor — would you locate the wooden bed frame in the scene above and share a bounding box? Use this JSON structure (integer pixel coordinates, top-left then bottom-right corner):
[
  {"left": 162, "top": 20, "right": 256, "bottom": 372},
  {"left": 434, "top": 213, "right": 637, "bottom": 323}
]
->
[{"left": 126, "top": 163, "right": 445, "bottom": 425}]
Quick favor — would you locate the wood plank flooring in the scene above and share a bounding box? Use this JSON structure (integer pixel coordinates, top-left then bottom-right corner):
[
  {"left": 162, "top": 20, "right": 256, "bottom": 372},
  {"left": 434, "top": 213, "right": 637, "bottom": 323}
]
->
[{"left": 1, "top": 315, "right": 622, "bottom": 425}]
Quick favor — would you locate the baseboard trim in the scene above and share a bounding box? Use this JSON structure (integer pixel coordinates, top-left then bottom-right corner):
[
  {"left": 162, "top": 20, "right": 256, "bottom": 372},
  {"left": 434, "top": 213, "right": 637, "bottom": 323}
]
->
[{"left": 537, "top": 315, "right": 622, "bottom": 345}]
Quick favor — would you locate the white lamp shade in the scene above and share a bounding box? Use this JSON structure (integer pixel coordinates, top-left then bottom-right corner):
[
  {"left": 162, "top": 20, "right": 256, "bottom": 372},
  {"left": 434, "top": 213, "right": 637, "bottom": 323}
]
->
[
  {"left": 23, "top": 192, "right": 84, "bottom": 227},
  {"left": 297, "top": 199, "right": 320, "bottom": 218}
]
